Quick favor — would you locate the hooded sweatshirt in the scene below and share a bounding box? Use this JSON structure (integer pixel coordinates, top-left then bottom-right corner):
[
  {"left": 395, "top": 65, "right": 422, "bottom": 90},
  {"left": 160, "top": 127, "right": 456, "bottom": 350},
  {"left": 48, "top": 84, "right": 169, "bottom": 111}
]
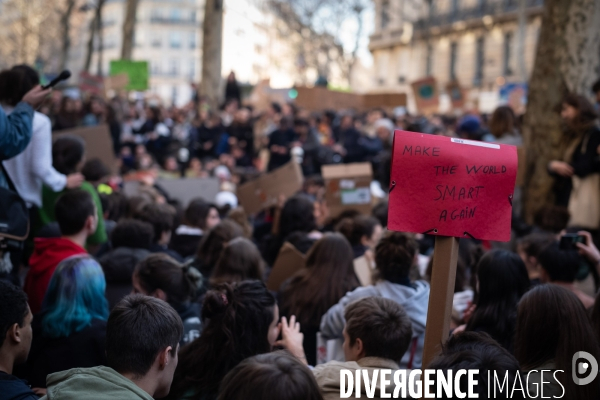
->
[
  {"left": 41, "top": 366, "right": 153, "bottom": 400},
  {"left": 320, "top": 280, "right": 430, "bottom": 369},
  {"left": 25, "top": 238, "right": 87, "bottom": 314}
]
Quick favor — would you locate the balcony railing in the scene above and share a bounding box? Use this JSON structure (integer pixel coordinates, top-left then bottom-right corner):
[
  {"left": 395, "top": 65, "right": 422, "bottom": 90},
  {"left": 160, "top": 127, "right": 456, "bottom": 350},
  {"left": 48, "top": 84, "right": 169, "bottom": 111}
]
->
[
  {"left": 149, "top": 17, "right": 197, "bottom": 25},
  {"left": 414, "top": 0, "right": 544, "bottom": 31}
]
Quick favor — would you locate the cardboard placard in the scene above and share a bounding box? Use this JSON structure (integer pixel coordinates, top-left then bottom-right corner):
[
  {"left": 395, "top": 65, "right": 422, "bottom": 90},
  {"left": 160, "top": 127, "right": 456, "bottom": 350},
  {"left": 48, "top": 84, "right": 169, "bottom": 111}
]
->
[
  {"left": 446, "top": 81, "right": 465, "bottom": 110},
  {"left": 266, "top": 242, "right": 306, "bottom": 291},
  {"left": 322, "top": 163, "right": 373, "bottom": 217},
  {"left": 109, "top": 60, "right": 149, "bottom": 91},
  {"left": 53, "top": 125, "right": 115, "bottom": 173},
  {"left": 237, "top": 161, "right": 303, "bottom": 215},
  {"left": 78, "top": 71, "right": 104, "bottom": 95},
  {"left": 104, "top": 73, "right": 130, "bottom": 92},
  {"left": 156, "top": 178, "right": 220, "bottom": 207},
  {"left": 388, "top": 130, "right": 517, "bottom": 242},
  {"left": 411, "top": 77, "right": 439, "bottom": 115}
]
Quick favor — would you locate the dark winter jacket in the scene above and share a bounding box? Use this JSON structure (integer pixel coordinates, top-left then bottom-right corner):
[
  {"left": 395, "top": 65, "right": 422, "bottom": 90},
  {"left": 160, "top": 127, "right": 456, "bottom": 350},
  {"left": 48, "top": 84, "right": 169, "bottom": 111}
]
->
[{"left": 0, "top": 371, "right": 38, "bottom": 400}]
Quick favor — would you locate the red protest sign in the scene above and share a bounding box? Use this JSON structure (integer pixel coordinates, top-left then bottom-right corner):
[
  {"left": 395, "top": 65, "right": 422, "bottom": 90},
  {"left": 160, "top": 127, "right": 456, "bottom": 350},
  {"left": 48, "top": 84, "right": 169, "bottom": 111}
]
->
[{"left": 388, "top": 130, "right": 517, "bottom": 242}]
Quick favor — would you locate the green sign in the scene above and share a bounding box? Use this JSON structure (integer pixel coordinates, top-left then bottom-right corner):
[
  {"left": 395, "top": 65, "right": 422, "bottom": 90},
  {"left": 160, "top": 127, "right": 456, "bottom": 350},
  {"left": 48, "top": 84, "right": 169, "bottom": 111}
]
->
[{"left": 109, "top": 60, "right": 149, "bottom": 91}]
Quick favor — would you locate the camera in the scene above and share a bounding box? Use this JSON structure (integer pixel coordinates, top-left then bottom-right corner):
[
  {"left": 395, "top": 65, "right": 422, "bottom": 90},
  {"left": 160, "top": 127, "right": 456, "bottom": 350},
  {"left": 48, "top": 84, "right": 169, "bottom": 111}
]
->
[{"left": 559, "top": 233, "right": 585, "bottom": 250}]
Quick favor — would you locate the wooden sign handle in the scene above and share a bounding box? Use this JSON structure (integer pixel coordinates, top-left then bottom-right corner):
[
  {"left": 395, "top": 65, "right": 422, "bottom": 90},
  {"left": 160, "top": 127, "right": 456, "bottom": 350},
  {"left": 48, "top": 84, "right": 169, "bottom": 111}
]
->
[{"left": 421, "top": 236, "right": 460, "bottom": 368}]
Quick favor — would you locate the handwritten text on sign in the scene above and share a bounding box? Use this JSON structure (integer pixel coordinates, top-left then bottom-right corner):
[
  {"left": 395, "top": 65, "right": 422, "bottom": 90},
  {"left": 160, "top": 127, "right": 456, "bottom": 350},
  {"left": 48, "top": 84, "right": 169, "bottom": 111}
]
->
[{"left": 388, "top": 131, "right": 517, "bottom": 242}]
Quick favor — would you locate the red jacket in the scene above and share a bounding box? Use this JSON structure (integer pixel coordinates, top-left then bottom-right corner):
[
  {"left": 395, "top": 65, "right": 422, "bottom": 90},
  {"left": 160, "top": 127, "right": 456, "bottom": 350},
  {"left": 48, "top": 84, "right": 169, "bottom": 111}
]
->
[{"left": 25, "top": 238, "right": 87, "bottom": 314}]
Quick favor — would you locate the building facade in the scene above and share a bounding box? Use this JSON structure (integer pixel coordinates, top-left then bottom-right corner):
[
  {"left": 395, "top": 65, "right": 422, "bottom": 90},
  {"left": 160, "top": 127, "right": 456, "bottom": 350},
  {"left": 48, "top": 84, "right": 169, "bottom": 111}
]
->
[{"left": 369, "top": 0, "right": 544, "bottom": 113}]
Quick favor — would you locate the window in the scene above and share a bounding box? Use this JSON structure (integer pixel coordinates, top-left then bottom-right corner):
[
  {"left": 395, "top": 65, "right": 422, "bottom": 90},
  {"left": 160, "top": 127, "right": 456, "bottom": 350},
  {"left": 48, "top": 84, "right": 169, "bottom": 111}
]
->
[
  {"left": 451, "top": 0, "right": 460, "bottom": 15},
  {"left": 151, "top": 60, "right": 161, "bottom": 75},
  {"left": 503, "top": 32, "right": 513, "bottom": 76},
  {"left": 169, "top": 31, "right": 182, "bottom": 48},
  {"left": 425, "top": 43, "right": 433, "bottom": 76},
  {"left": 449, "top": 41, "right": 457, "bottom": 80},
  {"left": 170, "top": 8, "right": 182, "bottom": 21},
  {"left": 474, "top": 37, "right": 484, "bottom": 85},
  {"left": 381, "top": 0, "right": 390, "bottom": 30},
  {"left": 169, "top": 59, "right": 179, "bottom": 76},
  {"left": 429, "top": 0, "right": 436, "bottom": 19},
  {"left": 189, "top": 32, "right": 197, "bottom": 49},
  {"left": 150, "top": 8, "right": 163, "bottom": 21},
  {"left": 151, "top": 32, "right": 162, "bottom": 48},
  {"left": 189, "top": 59, "right": 195, "bottom": 79}
]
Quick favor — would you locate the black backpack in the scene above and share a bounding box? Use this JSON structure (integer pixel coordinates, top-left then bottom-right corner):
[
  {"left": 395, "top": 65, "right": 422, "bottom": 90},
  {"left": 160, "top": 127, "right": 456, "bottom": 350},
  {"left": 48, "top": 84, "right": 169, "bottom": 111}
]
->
[{"left": 0, "top": 163, "right": 29, "bottom": 242}]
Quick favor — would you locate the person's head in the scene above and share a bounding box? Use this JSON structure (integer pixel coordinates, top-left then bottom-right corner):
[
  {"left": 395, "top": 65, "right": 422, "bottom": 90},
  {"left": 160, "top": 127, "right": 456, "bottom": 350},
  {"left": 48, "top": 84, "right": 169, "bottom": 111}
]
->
[
  {"left": 372, "top": 201, "right": 388, "bottom": 228},
  {"left": 133, "top": 254, "right": 203, "bottom": 309},
  {"left": 0, "top": 65, "right": 40, "bottom": 106},
  {"left": 135, "top": 203, "right": 176, "bottom": 245},
  {"left": 169, "top": 281, "right": 278, "bottom": 399},
  {"left": 184, "top": 198, "right": 220, "bottom": 230},
  {"left": 195, "top": 220, "right": 244, "bottom": 274},
  {"left": 52, "top": 136, "right": 86, "bottom": 175},
  {"left": 561, "top": 93, "right": 598, "bottom": 131},
  {"left": 54, "top": 189, "right": 97, "bottom": 238},
  {"left": 281, "top": 233, "right": 359, "bottom": 326},
  {"left": 515, "top": 284, "right": 600, "bottom": 399},
  {"left": 467, "top": 249, "right": 530, "bottom": 350},
  {"left": 217, "top": 352, "right": 323, "bottom": 400},
  {"left": 533, "top": 205, "right": 570, "bottom": 233},
  {"left": 0, "top": 281, "right": 32, "bottom": 368},
  {"left": 537, "top": 241, "right": 581, "bottom": 283},
  {"left": 516, "top": 232, "right": 555, "bottom": 280},
  {"left": 336, "top": 215, "right": 382, "bottom": 251},
  {"left": 343, "top": 297, "right": 412, "bottom": 363},
  {"left": 111, "top": 219, "right": 154, "bottom": 250},
  {"left": 374, "top": 118, "right": 394, "bottom": 143},
  {"left": 210, "top": 238, "right": 264, "bottom": 286},
  {"left": 374, "top": 231, "right": 418, "bottom": 284},
  {"left": 279, "top": 195, "right": 317, "bottom": 240},
  {"left": 293, "top": 118, "right": 309, "bottom": 136},
  {"left": 41, "top": 255, "right": 109, "bottom": 338},
  {"left": 107, "top": 295, "right": 182, "bottom": 398},
  {"left": 81, "top": 158, "right": 110, "bottom": 185},
  {"left": 488, "top": 105, "right": 517, "bottom": 138},
  {"left": 428, "top": 331, "right": 522, "bottom": 398}
]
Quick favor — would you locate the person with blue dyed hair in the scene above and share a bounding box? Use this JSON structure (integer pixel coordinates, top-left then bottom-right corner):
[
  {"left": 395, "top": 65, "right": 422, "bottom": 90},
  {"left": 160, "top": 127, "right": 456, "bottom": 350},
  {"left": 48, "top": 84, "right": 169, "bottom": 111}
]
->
[{"left": 16, "top": 255, "right": 109, "bottom": 389}]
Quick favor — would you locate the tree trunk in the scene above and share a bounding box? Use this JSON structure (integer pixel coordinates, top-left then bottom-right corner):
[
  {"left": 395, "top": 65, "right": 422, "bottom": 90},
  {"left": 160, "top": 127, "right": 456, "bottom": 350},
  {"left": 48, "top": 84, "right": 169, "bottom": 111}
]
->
[
  {"left": 84, "top": 0, "right": 105, "bottom": 73},
  {"left": 201, "top": 0, "right": 224, "bottom": 109},
  {"left": 121, "top": 0, "right": 139, "bottom": 60},
  {"left": 59, "top": 0, "right": 76, "bottom": 71},
  {"left": 522, "top": 0, "right": 600, "bottom": 222},
  {"left": 516, "top": 0, "right": 526, "bottom": 81}
]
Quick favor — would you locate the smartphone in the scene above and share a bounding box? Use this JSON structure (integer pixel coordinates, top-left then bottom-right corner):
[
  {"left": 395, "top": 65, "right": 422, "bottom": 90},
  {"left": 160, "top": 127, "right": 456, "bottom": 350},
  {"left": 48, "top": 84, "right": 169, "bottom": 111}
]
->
[{"left": 559, "top": 233, "right": 585, "bottom": 250}]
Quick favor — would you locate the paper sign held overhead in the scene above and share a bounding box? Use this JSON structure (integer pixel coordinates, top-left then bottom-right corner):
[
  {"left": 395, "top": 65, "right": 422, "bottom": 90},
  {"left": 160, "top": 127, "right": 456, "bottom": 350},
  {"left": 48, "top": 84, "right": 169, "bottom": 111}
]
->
[{"left": 388, "top": 130, "right": 517, "bottom": 242}]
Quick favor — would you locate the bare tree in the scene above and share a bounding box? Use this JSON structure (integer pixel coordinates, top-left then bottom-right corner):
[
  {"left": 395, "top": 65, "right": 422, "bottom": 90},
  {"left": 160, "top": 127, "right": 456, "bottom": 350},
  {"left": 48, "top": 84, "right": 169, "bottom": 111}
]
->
[
  {"left": 59, "top": 0, "right": 76, "bottom": 70},
  {"left": 267, "top": 0, "right": 369, "bottom": 86},
  {"left": 0, "top": 0, "right": 62, "bottom": 69},
  {"left": 201, "top": 0, "right": 224, "bottom": 109},
  {"left": 84, "top": 0, "right": 106, "bottom": 73},
  {"left": 121, "top": 0, "right": 139, "bottom": 60},
  {"left": 522, "top": 0, "right": 600, "bottom": 221}
]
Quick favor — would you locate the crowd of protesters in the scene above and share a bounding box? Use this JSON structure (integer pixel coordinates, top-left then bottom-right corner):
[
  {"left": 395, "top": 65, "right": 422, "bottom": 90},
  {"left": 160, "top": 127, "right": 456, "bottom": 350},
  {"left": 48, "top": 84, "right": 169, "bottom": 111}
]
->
[{"left": 1, "top": 62, "right": 600, "bottom": 399}]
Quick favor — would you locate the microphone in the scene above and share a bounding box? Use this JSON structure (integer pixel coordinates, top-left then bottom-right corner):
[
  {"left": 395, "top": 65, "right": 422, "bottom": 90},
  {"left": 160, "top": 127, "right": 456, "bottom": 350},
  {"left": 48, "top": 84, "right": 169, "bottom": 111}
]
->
[{"left": 42, "top": 70, "right": 71, "bottom": 89}]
